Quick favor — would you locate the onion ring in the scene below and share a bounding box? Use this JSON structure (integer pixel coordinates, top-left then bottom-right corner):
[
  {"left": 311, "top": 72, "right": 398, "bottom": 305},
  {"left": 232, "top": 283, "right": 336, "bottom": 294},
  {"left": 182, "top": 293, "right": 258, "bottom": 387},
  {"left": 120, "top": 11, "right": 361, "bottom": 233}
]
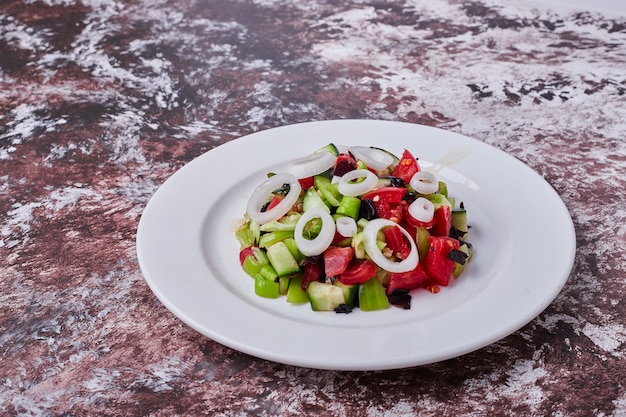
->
[
  {"left": 246, "top": 173, "right": 301, "bottom": 225},
  {"left": 363, "top": 219, "right": 419, "bottom": 272},
  {"left": 284, "top": 150, "right": 336, "bottom": 179},
  {"left": 410, "top": 171, "right": 439, "bottom": 194},
  {"left": 337, "top": 169, "right": 378, "bottom": 197},
  {"left": 336, "top": 217, "right": 357, "bottom": 237},
  {"left": 408, "top": 197, "right": 435, "bottom": 223},
  {"left": 349, "top": 146, "right": 394, "bottom": 170},
  {"left": 294, "top": 207, "right": 336, "bottom": 257}
]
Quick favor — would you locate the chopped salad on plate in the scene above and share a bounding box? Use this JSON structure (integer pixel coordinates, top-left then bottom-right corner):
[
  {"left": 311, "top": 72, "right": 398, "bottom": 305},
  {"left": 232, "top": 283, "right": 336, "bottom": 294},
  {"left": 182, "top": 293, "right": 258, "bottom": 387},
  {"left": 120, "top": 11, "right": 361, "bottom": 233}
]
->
[{"left": 235, "top": 144, "right": 473, "bottom": 313}]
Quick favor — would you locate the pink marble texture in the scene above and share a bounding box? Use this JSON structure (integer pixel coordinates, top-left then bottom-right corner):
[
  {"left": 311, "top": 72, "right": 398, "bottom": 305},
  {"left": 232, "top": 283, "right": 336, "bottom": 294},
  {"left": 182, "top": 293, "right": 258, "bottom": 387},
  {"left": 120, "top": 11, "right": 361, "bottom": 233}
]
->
[{"left": 1, "top": 0, "right": 625, "bottom": 415}]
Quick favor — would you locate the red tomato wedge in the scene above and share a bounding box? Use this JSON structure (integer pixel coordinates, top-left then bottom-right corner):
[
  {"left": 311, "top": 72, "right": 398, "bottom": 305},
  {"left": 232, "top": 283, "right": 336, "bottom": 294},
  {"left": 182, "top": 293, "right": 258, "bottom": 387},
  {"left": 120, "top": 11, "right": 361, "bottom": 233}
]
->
[
  {"left": 424, "top": 236, "right": 459, "bottom": 286},
  {"left": 323, "top": 246, "right": 354, "bottom": 277},
  {"left": 362, "top": 186, "right": 406, "bottom": 203},
  {"left": 382, "top": 225, "right": 411, "bottom": 259},
  {"left": 362, "top": 187, "right": 407, "bottom": 222},
  {"left": 298, "top": 177, "right": 315, "bottom": 189},
  {"left": 387, "top": 263, "right": 430, "bottom": 295},
  {"left": 265, "top": 195, "right": 284, "bottom": 211},
  {"left": 338, "top": 259, "right": 378, "bottom": 285},
  {"left": 430, "top": 205, "right": 452, "bottom": 237},
  {"left": 392, "top": 149, "right": 420, "bottom": 183}
]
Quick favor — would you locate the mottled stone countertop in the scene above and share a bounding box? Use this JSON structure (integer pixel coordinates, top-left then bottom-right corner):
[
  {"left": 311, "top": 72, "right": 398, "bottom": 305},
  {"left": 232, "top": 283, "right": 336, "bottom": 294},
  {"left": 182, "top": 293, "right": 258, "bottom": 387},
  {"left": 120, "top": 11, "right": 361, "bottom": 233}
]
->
[{"left": 2, "top": 0, "right": 626, "bottom": 415}]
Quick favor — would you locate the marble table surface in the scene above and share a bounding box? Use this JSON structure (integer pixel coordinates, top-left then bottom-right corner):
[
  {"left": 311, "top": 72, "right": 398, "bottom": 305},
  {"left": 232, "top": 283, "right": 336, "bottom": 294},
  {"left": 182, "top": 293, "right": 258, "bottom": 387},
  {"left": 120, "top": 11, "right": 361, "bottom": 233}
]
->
[{"left": 1, "top": 0, "right": 625, "bottom": 415}]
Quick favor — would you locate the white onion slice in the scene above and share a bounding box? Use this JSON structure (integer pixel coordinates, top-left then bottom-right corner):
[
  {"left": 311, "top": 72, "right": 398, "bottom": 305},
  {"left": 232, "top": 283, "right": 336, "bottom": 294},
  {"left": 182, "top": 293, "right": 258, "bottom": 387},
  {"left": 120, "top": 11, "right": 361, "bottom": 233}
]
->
[
  {"left": 294, "top": 207, "right": 336, "bottom": 257},
  {"left": 363, "top": 219, "right": 419, "bottom": 273},
  {"left": 337, "top": 169, "right": 378, "bottom": 197},
  {"left": 246, "top": 173, "right": 301, "bottom": 225},
  {"left": 336, "top": 217, "right": 357, "bottom": 237},
  {"left": 349, "top": 146, "right": 394, "bottom": 171},
  {"left": 408, "top": 197, "right": 435, "bottom": 223},
  {"left": 410, "top": 171, "right": 439, "bottom": 194},
  {"left": 284, "top": 150, "right": 336, "bottom": 179}
]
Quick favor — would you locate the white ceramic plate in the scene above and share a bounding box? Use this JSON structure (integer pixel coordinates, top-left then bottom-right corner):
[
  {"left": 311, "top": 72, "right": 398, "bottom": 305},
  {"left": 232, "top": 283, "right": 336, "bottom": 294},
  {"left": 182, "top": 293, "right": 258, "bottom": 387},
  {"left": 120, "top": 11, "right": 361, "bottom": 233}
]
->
[{"left": 136, "top": 120, "right": 576, "bottom": 371}]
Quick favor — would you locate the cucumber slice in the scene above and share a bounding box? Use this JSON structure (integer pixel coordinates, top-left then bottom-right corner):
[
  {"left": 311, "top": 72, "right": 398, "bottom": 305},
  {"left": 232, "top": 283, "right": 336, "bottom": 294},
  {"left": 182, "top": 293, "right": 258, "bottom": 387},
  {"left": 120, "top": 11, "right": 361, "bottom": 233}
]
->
[
  {"left": 451, "top": 208, "right": 469, "bottom": 240},
  {"left": 453, "top": 242, "right": 473, "bottom": 278},
  {"left": 278, "top": 276, "right": 290, "bottom": 295},
  {"left": 302, "top": 187, "right": 330, "bottom": 213},
  {"left": 316, "top": 143, "right": 339, "bottom": 156},
  {"left": 416, "top": 227, "right": 431, "bottom": 261},
  {"left": 334, "top": 281, "right": 359, "bottom": 308},
  {"left": 283, "top": 237, "right": 304, "bottom": 265},
  {"left": 307, "top": 281, "right": 346, "bottom": 311},
  {"left": 266, "top": 241, "right": 300, "bottom": 276}
]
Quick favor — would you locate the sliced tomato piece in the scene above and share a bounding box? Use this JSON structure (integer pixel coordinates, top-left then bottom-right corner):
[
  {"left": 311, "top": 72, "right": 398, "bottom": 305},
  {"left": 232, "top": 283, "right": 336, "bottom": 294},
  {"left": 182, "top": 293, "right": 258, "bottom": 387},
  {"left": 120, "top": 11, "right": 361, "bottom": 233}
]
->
[
  {"left": 423, "top": 236, "right": 459, "bottom": 286},
  {"left": 298, "top": 177, "right": 315, "bottom": 189},
  {"left": 430, "top": 205, "right": 452, "bottom": 237},
  {"left": 362, "top": 187, "right": 407, "bottom": 222},
  {"left": 264, "top": 195, "right": 284, "bottom": 212},
  {"left": 361, "top": 186, "right": 406, "bottom": 203},
  {"left": 338, "top": 259, "right": 378, "bottom": 285},
  {"left": 323, "top": 246, "right": 354, "bottom": 277},
  {"left": 391, "top": 149, "right": 420, "bottom": 183},
  {"left": 387, "top": 263, "right": 430, "bottom": 295},
  {"left": 382, "top": 225, "right": 411, "bottom": 259}
]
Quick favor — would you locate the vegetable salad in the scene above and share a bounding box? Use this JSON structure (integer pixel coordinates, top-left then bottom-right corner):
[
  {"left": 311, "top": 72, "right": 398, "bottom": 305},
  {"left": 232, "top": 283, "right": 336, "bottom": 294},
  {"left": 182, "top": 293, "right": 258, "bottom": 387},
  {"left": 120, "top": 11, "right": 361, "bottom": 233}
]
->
[{"left": 235, "top": 144, "right": 473, "bottom": 312}]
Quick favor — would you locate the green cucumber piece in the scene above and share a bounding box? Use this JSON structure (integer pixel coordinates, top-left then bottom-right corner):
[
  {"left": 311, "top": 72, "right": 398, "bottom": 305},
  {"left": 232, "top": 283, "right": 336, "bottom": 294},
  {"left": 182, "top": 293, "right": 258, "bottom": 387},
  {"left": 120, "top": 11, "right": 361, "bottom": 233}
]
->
[
  {"left": 307, "top": 281, "right": 345, "bottom": 311},
  {"left": 316, "top": 143, "right": 339, "bottom": 156},
  {"left": 416, "top": 227, "right": 431, "bottom": 262},
  {"left": 451, "top": 208, "right": 469, "bottom": 241},
  {"left": 286, "top": 274, "right": 309, "bottom": 303},
  {"left": 283, "top": 237, "right": 304, "bottom": 265},
  {"left": 334, "top": 281, "right": 359, "bottom": 308},
  {"left": 266, "top": 241, "right": 300, "bottom": 276},
  {"left": 302, "top": 187, "right": 330, "bottom": 213},
  {"left": 453, "top": 242, "right": 473, "bottom": 278},
  {"left": 359, "top": 276, "right": 390, "bottom": 311},
  {"left": 278, "top": 276, "right": 290, "bottom": 295}
]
